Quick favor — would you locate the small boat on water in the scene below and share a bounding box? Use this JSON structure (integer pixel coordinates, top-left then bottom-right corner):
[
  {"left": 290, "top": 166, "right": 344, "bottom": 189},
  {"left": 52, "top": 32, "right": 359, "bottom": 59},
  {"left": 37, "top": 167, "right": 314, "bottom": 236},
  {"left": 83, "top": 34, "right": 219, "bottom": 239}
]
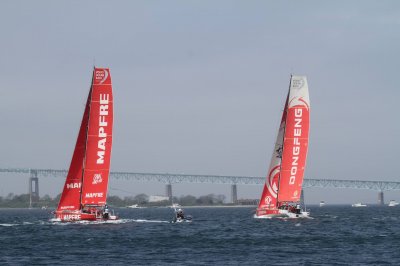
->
[
  {"left": 53, "top": 68, "right": 118, "bottom": 222},
  {"left": 352, "top": 203, "right": 367, "bottom": 207},
  {"left": 388, "top": 200, "right": 399, "bottom": 207},
  {"left": 319, "top": 201, "right": 326, "bottom": 207},
  {"left": 172, "top": 207, "right": 192, "bottom": 223},
  {"left": 126, "top": 204, "right": 144, "bottom": 208},
  {"left": 255, "top": 75, "right": 310, "bottom": 219}
]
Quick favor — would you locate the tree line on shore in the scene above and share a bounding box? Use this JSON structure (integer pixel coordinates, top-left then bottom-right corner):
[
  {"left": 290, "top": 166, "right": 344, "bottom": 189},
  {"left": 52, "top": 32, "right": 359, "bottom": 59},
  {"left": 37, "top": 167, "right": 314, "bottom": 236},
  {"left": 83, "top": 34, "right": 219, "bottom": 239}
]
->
[{"left": 0, "top": 193, "right": 227, "bottom": 208}]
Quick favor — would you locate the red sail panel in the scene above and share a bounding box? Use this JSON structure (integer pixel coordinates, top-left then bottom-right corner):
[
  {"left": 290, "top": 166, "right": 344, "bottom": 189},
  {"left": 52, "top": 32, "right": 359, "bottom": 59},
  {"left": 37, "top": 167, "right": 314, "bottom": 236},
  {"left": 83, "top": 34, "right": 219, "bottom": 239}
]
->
[
  {"left": 256, "top": 166, "right": 280, "bottom": 213},
  {"left": 57, "top": 89, "right": 92, "bottom": 211},
  {"left": 81, "top": 68, "right": 113, "bottom": 206},
  {"left": 278, "top": 76, "right": 310, "bottom": 202},
  {"left": 256, "top": 93, "right": 289, "bottom": 215}
]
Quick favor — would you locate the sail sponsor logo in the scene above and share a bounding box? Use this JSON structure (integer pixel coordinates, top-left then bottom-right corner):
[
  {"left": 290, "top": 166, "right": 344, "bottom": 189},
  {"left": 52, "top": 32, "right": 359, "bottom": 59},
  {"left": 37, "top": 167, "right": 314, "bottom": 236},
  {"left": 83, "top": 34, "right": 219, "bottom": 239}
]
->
[
  {"left": 289, "top": 96, "right": 309, "bottom": 110},
  {"left": 92, "top": 173, "right": 103, "bottom": 184},
  {"left": 292, "top": 78, "right": 304, "bottom": 90},
  {"left": 264, "top": 196, "right": 272, "bottom": 205},
  {"left": 289, "top": 108, "right": 302, "bottom": 185},
  {"left": 267, "top": 165, "right": 280, "bottom": 198},
  {"left": 63, "top": 214, "right": 81, "bottom": 221},
  {"left": 85, "top": 192, "right": 103, "bottom": 198},
  {"left": 60, "top": 206, "right": 75, "bottom": 210},
  {"left": 97, "top": 94, "right": 109, "bottom": 164},
  {"left": 95, "top": 69, "right": 108, "bottom": 84},
  {"left": 66, "top": 182, "right": 81, "bottom": 189}
]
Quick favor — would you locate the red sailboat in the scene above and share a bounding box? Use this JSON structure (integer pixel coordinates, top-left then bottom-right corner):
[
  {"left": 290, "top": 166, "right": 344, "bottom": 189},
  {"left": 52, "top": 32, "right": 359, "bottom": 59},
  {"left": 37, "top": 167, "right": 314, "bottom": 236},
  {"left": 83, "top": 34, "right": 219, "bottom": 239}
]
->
[
  {"left": 54, "top": 67, "right": 117, "bottom": 222},
  {"left": 255, "top": 75, "right": 310, "bottom": 218}
]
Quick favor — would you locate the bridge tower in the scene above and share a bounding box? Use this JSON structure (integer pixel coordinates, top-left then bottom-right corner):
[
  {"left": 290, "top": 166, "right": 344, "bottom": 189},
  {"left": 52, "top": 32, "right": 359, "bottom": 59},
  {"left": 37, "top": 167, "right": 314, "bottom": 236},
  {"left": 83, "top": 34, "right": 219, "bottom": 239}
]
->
[
  {"left": 378, "top": 191, "right": 384, "bottom": 205},
  {"left": 231, "top": 184, "right": 237, "bottom": 204},
  {"left": 29, "top": 170, "right": 39, "bottom": 208},
  {"left": 300, "top": 189, "right": 305, "bottom": 207},
  {"left": 166, "top": 183, "right": 173, "bottom": 203}
]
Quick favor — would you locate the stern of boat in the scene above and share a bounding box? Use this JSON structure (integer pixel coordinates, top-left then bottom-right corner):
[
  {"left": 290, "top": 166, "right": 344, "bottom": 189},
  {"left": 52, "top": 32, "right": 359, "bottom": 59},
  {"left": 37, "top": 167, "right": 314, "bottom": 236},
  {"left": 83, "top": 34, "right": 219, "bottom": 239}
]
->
[
  {"left": 254, "top": 207, "right": 281, "bottom": 218},
  {"left": 54, "top": 210, "right": 97, "bottom": 222}
]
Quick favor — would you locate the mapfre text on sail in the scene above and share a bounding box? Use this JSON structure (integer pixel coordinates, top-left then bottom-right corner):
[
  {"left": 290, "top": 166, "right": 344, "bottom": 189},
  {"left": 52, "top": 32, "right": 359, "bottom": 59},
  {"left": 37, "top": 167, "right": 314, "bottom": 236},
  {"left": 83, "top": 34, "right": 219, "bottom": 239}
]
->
[{"left": 97, "top": 93, "right": 109, "bottom": 164}]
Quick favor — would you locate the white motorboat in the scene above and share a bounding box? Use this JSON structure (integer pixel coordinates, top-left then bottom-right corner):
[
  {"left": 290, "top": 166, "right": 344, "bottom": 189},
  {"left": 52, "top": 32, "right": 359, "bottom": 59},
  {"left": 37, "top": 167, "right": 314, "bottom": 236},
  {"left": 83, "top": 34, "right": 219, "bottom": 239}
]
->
[
  {"left": 172, "top": 207, "right": 192, "bottom": 223},
  {"left": 319, "top": 201, "right": 326, "bottom": 207},
  {"left": 126, "top": 204, "right": 143, "bottom": 208},
  {"left": 388, "top": 200, "right": 399, "bottom": 207},
  {"left": 352, "top": 203, "right": 367, "bottom": 207}
]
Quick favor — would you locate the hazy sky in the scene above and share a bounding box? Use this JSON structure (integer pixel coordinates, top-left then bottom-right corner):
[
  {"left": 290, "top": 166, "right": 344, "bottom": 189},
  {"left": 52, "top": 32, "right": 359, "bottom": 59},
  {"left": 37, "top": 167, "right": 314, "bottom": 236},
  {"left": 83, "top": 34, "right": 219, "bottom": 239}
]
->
[{"left": 1, "top": 1, "right": 399, "bottom": 203}]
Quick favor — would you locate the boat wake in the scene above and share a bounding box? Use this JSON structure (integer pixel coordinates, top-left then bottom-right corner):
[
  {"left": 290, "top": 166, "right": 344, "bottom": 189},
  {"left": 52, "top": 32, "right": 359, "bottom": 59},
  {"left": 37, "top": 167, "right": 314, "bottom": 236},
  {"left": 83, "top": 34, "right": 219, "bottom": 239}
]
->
[
  {"left": 253, "top": 214, "right": 274, "bottom": 219},
  {"left": 277, "top": 216, "right": 314, "bottom": 220},
  {"left": 0, "top": 222, "right": 34, "bottom": 227},
  {"left": 253, "top": 214, "right": 314, "bottom": 220},
  {"left": 131, "top": 219, "right": 170, "bottom": 224},
  {"left": 48, "top": 218, "right": 171, "bottom": 225},
  {"left": 0, "top": 223, "right": 19, "bottom": 227}
]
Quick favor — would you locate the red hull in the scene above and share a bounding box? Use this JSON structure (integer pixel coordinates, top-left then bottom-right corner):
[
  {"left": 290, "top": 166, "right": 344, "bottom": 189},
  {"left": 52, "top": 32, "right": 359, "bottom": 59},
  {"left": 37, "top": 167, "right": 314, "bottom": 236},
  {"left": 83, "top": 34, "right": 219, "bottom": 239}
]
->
[{"left": 256, "top": 208, "right": 280, "bottom": 217}]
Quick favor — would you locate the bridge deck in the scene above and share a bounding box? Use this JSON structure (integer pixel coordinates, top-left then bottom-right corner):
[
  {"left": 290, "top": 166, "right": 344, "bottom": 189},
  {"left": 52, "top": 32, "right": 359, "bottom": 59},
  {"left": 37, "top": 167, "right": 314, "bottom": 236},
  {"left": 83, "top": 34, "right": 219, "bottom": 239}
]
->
[{"left": 1, "top": 168, "right": 400, "bottom": 191}]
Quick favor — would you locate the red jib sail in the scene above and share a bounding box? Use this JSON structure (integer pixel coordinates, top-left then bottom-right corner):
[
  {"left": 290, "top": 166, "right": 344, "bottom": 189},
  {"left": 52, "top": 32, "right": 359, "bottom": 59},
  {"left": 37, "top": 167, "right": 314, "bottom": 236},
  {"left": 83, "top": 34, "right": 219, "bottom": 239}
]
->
[
  {"left": 56, "top": 68, "right": 113, "bottom": 212},
  {"left": 278, "top": 76, "right": 310, "bottom": 202},
  {"left": 57, "top": 88, "right": 92, "bottom": 212},
  {"left": 81, "top": 68, "right": 113, "bottom": 206},
  {"left": 256, "top": 94, "right": 289, "bottom": 215}
]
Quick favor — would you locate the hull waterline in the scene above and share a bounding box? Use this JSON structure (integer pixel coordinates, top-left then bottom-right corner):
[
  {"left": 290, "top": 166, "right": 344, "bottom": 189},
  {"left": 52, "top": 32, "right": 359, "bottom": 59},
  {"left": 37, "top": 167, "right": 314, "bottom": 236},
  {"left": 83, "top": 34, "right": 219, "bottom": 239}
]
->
[
  {"left": 254, "top": 208, "right": 310, "bottom": 219},
  {"left": 54, "top": 210, "right": 118, "bottom": 222}
]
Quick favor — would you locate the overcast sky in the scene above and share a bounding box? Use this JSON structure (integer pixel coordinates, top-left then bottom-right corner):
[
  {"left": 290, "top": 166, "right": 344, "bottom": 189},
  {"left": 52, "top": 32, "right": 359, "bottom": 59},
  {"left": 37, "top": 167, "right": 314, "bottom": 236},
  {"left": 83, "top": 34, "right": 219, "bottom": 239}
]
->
[{"left": 1, "top": 1, "right": 399, "bottom": 204}]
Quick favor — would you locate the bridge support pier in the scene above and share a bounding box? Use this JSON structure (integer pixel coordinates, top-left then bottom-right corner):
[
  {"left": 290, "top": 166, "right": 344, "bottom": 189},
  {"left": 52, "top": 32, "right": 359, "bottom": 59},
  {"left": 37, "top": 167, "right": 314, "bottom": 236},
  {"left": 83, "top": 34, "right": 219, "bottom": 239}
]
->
[
  {"left": 300, "top": 189, "right": 305, "bottom": 206},
  {"left": 378, "top": 191, "right": 384, "bottom": 205},
  {"left": 29, "top": 170, "right": 39, "bottom": 208},
  {"left": 231, "top": 184, "right": 237, "bottom": 204},
  {"left": 166, "top": 183, "right": 172, "bottom": 203}
]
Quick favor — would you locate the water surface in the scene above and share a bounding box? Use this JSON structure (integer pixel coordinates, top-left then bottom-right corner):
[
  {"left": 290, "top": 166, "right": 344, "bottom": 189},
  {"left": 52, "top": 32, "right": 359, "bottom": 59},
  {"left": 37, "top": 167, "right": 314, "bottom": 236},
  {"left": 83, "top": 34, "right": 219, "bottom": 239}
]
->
[{"left": 1, "top": 206, "right": 399, "bottom": 265}]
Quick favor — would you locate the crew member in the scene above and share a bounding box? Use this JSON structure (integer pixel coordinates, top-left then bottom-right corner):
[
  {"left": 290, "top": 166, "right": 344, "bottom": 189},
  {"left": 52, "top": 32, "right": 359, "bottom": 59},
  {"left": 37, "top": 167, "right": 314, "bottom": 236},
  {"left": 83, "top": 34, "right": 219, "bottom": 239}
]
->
[
  {"left": 176, "top": 208, "right": 184, "bottom": 219},
  {"left": 103, "top": 204, "right": 110, "bottom": 219}
]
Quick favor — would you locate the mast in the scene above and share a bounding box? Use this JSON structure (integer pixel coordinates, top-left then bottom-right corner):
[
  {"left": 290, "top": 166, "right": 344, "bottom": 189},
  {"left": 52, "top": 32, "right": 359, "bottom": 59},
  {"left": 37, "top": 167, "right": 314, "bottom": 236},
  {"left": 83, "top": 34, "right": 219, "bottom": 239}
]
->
[
  {"left": 275, "top": 76, "right": 292, "bottom": 205},
  {"left": 79, "top": 69, "right": 95, "bottom": 209}
]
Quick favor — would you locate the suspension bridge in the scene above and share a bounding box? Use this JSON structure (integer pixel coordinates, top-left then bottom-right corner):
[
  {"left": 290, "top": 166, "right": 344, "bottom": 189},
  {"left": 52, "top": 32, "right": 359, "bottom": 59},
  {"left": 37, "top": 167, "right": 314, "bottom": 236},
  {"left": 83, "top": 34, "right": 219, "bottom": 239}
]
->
[{"left": 1, "top": 167, "right": 400, "bottom": 207}]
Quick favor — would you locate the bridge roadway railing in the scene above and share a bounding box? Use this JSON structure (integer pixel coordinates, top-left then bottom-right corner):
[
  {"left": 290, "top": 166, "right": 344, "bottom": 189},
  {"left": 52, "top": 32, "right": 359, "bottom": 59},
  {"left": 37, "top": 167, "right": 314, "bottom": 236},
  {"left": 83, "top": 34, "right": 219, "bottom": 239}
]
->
[
  {"left": 303, "top": 178, "right": 400, "bottom": 191},
  {"left": 1, "top": 168, "right": 400, "bottom": 191}
]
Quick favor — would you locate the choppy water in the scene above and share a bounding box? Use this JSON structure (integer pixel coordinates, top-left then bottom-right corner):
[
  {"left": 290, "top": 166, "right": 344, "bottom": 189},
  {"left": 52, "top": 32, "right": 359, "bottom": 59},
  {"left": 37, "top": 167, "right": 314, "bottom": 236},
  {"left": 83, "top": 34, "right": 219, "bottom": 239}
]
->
[{"left": 1, "top": 206, "right": 400, "bottom": 265}]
